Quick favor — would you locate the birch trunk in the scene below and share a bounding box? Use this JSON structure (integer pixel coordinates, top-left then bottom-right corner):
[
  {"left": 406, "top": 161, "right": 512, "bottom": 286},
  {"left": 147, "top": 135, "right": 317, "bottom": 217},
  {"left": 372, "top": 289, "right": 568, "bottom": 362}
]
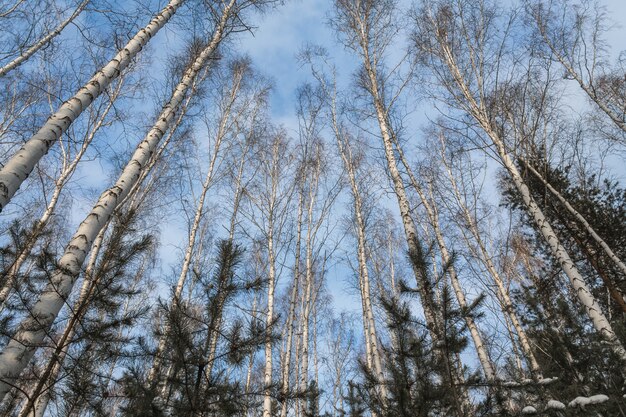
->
[
  {"left": 0, "top": 0, "right": 90, "bottom": 78},
  {"left": 0, "top": 0, "right": 183, "bottom": 211},
  {"left": 17, "top": 222, "right": 109, "bottom": 417},
  {"left": 312, "top": 302, "right": 320, "bottom": 413},
  {"left": 148, "top": 60, "right": 243, "bottom": 385},
  {"left": 330, "top": 119, "right": 387, "bottom": 395},
  {"left": 438, "top": 148, "right": 542, "bottom": 376},
  {"left": 24, "top": 167, "right": 152, "bottom": 417},
  {"left": 242, "top": 294, "right": 258, "bottom": 417},
  {"left": 494, "top": 118, "right": 626, "bottom": 363},
  {"left": 298, "top": 182, "right": 316, "bottom": 417},
  {"left": 245, "top": 136, "right": 295, "bottom": 417},
  {"left": 521, "top": 159, "right": 626, "bottom": 284},
  {"left": 280, "top": 187, "right": 304, "bottom": 417},
  {"left": 513, "top": 245, "right": 583, "bottom": 381},
  {"left": 500, "top": 134, "right": 626, "bottom": 360},
  {"left": 347, "top": 9, "right": 471, "bottom": 409},
  {"left": 428, "top": 20, "right": 626, "bottom": 363},
  {"left": 0, "top": 3, "right": 235, "bottom": 398},
  {"left": 346, "top": 7, "right": 444, "bottom": 347},
  {"left": 393, "top": 139, "right": 497, "bottom": 382},
  {"left": 203, "top": 88, "right": 261, "bottom": 381},
  {"left": 0, "top": 79, "right": 122, "bottom": 310},
  {"left": 263, "top": 226, "right": 277, "bottom": 417}
]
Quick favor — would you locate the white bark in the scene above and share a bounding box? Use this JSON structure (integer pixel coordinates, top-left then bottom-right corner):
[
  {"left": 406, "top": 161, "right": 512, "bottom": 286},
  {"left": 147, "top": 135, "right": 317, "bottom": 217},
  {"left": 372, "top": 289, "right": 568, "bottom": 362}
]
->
[
  {"left": 18, "top": 223, "right": 109, "bottom": 417},
  {"left": 299, "top": 174, "right": 317, "bottom": 417},
  {"left": 203, "top": 81, "right": 261, "bottom": 381},
  {"left": 342, "top": 6, "right": 471, "bottom": 410},
  {"left": 148, "top": 61, "right": 243, "bottom": 385},
  {"left": 242, "top": 134, "right": 296, "bottom": 417},
  {"left": 280, "top": 186, "right": 304, "bottom": 417},
  {"left": 0, "top": 0, "right": 90, "bottom": 78},
  {"left": 438, "top": 147, "right": 542, "bottom": 376},
  {"left": 427, "top": 13, "right": 626, "bottom": 364},
  {"left": 256, "top": 137, "right": 292, "bottom": 417},
  {"left": 242, "top": 294, "right": 258, "bottom": 417},
  {"left": 345, "top": 4, "right": 443, "bottom": 344},
  {"left": 263, "top": 225, "right": 277, "bottom": 417},
  {"left": 330, "top": 117, "right": 387, "bottom": 396},
  {"left": 393, "top": 139, "right": 497, "bottom": 382},
  {"left": 497, "top": 122, "right": 626, "bottom": 362},
  {"left": 0, "top": 0, "right": 183, "bottom": 211},
  {"left": 521, "top": 159, "right": 626, "bottom": 281},
  {"left": 0, "top": 2, "right": 235, "bottom": 399},
  {"left": 0, "top": 78, "right": 122, "bottom": 310}
]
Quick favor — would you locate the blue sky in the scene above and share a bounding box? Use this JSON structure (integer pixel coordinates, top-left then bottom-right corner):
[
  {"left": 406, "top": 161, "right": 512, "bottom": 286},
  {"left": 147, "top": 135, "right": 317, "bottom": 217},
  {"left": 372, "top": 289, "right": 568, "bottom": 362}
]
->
[
  {"left": 238, "top": 0, "right": 626, "bottom": 129},
  {"left": 227, "top": 0, "right": 626, "bottom": 328}
]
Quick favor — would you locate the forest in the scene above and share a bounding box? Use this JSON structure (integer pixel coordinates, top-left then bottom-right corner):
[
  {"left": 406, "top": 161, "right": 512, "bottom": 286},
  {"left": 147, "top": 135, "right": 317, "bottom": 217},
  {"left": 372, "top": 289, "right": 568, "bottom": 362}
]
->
[{"left": 1, "top": 0, "right": 626, "bottom": 415}]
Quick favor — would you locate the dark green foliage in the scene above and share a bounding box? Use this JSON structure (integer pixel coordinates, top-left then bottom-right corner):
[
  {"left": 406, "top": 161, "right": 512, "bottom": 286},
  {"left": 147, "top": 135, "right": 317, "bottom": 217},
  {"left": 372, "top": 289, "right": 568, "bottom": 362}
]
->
[
  {"left": 0, "top": 220, "right": 58, "bottom": 341},
  {"left": 345, "top": 238, "right": 484, "bottom": 417},
  {"left": 121, "top": 239, "right": 272, "bottom": 416},
  {"left": 304, "top": 380, "right": 329, "bottom": 417},
  {"left": 501, "top": 156, "right": 626, "bottom": 415},
  {"left": 40, "top": 208, "right": 155, "bottom": 416},
  {"left": 501, "top": 155, "right": 626, "bottom": 319}
]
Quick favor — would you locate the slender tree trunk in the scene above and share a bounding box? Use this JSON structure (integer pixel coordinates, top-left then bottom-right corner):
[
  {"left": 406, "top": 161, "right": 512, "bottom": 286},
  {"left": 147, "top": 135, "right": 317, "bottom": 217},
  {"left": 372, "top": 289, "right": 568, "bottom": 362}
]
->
[
  {"left": 294, "top": 303, "right": 303, "bottom": 417},
  {"left": 0, "top": 2, "right": 235, "bottom": 398},
  {"left": 280, "top": 187, "right": 304, "bottom": 417},
  {"left": 119, "top": 71, "right": 201, "bottom": 212},
  {"left": 263, "top": 227, "right": 277, "bottom": 417},
  {"left": 0, "top": 80, "right": 121, "bottom": 310},
  {"left": 0, "top": 0, "right": 90, "bottom": 77},
  {"left": 503, "top": 313, "right": 525, "bottom": 376},
  {"left": 393, "top": 139, "right": 497, "bottom": 383},
  {"left": 202, "top": 134, "right": 253, "bottom": 386},
  {"left": 521, "top": 159, "right": 626, "bottom": 285},
  {"left": 17, "top": 222, "right": 109, "bottom": 417},
  {"left": 353, "top": 26, "right": 471, "bottom": 408},
  {"left": 515, "top": 247, "right": 583, "bottom": 382},
  {"left": 430, "top": 25, "right": 626, "bottom": 364},
  {"left": 0, "top": 0, "right": 184, "bottom": 211},
  {"left": 23, "top": 152, "right": 153, "bottom": 416},
  {"left": 243, "top": 295, "right": 257, "bottom": 411},
  {"left": 438, "top": 149, "right": 542, "bottom": 377},
  {"left": 148, "top": 62, "right": 243, "bottom": 386},
  {"left": 330, "top": 118, "right": 387, "bottom": 396},
  {"left": 299, "top": 184, "right": 316, "bottom": 417},
  {"left": 496, "top": 133, "right": 626, "bottom": 362},
  {"left": 312, "top": 301, "right": 320, "bottom": 413},
  {"left": 350, "top": 13, "right": 452, "bottom": 367}
]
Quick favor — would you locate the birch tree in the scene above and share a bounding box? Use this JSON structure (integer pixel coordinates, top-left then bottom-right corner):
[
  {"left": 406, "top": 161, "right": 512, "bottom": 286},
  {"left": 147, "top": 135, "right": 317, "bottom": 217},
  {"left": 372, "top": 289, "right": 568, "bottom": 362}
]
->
[
  {"left": 527, "top": 0, "right": 626, "bottom": 141},
  {"left": 391, "top": 135, "right": 498, "bottom": 384},
  {"left": 0, "top": 0, "right": 184, "bottom": 211},
  {"left": 0, "top": 71, "right": 130, "bottom": 310},
  {"left": 305, "top": 57, "right": 389, "bottom": 400},
  {"left": 147, "top": 57, "right": 250, "bottom": 389},
  {"left": 0, "top": 0, "right": 250, "bottom": 398},
  {"left": 330, "top": 2, "right": 473, "bottom": 411},
  {"left": 294, "top": 101, "right": 341, "bottom": 416},
  {"left": 0, "top": 0, "right": 90, "bottom": 78},
  {"left": 279, "top": 162, "right": 305, "bottom": 417},
  {"left": 412, "top": 0, "right": 626, "bottom": 364},
  {"left": 241, "top": 130, "right": 296, "bottom": 417},
  {"left": 435, "top": 136, "right": 542, "bottom": 377}
]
